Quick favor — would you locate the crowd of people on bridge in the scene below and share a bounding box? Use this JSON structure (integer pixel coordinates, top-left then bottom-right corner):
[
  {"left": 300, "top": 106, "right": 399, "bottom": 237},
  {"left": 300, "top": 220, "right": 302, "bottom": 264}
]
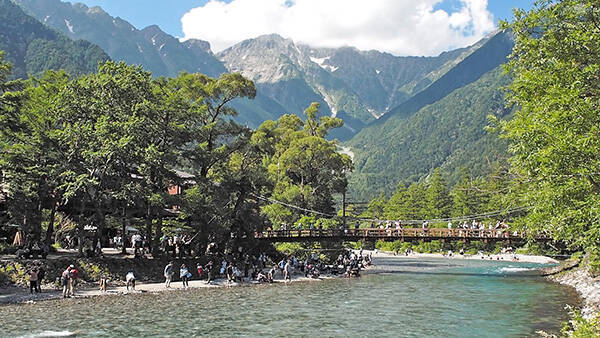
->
[{"left": 258, "top": 218, "right": 525, "bottom": 239}]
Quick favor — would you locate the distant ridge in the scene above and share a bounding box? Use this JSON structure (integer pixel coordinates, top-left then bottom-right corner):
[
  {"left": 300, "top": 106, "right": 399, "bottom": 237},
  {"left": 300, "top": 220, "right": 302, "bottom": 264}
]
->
[
  {"left": 380, "top": 30, "right": 514, "bottom": 123},
  {"left": 0, "top": 0, "right": 108, "bottom": 78}
]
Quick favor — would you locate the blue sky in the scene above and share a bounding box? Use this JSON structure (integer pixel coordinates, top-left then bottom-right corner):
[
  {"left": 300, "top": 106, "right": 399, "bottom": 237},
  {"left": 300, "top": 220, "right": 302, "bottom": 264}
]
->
[{"left": 75, "top": 0, "right": 536, "bottom": 56}]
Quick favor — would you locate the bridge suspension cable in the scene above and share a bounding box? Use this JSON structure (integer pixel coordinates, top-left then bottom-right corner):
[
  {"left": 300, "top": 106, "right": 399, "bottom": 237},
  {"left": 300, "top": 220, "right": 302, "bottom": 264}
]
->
[
  {"left": 250, "top": 193, "right": 337, "bottom": 218},
  {"left": 350, "top": 206, "right": 531, "bottom": 224},
  {"left": 250, "top": 192, "right": 531, "bottom": 225}
]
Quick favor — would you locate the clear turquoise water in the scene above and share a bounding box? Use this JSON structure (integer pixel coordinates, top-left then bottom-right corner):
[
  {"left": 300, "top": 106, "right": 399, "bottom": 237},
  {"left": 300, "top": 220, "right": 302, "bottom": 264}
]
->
[{"left": 0, "top": 257, "right": 579, "bottom": 337}]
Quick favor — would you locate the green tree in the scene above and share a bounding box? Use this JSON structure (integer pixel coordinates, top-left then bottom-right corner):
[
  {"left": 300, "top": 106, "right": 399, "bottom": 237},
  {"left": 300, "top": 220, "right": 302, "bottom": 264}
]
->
[
  {"left": 384, "top": 182, "right": 409, "bottom": 220},
  {"left": 56, "top": 61, "right": 160, "bottom": 253},
  {"left": 424, "top": 168, "right": 451, "bottom": 219},
  {"left": 361, "top": 194, "right": 386, "bottom": 220},
  {"left": 404, "top": 182, "right": 427, "bottom": 220},
  {"left": 500, "top": 0, "right": 600, "bottom": 252},
  {"left": 450, "top": 168, "right": 478, "bottom": 218},
  {"left": 256, "top": 103, "right": 352, "bottom": 226},
  {"left": 0, "top": 60, "right": 67, "bottom": 246}
]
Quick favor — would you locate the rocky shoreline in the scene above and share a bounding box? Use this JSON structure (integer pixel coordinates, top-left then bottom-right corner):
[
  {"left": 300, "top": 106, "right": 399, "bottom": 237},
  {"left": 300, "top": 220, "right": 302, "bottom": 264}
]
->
[{"left": 547, "top": 264, "right": 600, "bottom": 318}]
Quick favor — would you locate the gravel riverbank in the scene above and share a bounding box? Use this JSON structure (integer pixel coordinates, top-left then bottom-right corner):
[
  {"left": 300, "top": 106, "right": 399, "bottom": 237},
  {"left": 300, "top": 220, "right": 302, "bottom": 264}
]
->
[{"left": 548, "top": 266, "right": 600, "bottom": 318}]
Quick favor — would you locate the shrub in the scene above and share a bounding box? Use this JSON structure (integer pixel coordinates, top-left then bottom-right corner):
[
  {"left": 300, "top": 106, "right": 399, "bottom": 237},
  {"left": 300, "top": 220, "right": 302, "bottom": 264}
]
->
[
  {"left": 274, "top": 242, "right": 304, "bottom": 257},
  {"left": 587, "top": 251, "right": 600, "bottom": 278},
  {"left": 414, "top": 240, "right": 443, "bottom": 253},
  {"left": 561, "top": 307, "right": 600, "bottom": 337}
]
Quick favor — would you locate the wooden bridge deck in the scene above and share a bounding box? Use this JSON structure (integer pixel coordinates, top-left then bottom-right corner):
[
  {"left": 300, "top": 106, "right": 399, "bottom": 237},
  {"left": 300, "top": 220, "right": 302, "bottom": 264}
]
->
[{"left": 254, "top": 228, "right": 552, "bottom": 243}]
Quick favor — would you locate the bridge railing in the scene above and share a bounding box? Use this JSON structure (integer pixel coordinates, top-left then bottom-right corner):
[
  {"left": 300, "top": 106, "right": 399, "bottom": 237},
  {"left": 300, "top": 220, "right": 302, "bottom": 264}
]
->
[{"left": 254, "top": 228, "right": 551, "bottom": 240}]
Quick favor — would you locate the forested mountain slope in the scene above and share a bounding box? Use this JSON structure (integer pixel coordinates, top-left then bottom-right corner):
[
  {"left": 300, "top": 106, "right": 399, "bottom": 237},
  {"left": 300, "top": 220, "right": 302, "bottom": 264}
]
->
[
  {"left": 0, "top": 0, "right": 108, "bottom": 78},
  {"left": 347, "top": 67, "right": 512, "bottom": 200}
]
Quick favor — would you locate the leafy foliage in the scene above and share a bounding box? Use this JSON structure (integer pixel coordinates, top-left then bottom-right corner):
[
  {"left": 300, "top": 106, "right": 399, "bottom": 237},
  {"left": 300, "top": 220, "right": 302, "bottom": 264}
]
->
[
  {"left": 253, "top": 102, "right": 352, "bottom": 227},
  {"left": 499, "top": 0, "right": 600, "bottom": 254}
]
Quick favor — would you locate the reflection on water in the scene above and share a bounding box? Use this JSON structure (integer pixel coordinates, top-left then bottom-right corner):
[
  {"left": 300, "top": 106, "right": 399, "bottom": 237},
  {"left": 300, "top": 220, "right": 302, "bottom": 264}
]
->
[{"left": 1, "top": 257, "right": 579, "bottom": 337}]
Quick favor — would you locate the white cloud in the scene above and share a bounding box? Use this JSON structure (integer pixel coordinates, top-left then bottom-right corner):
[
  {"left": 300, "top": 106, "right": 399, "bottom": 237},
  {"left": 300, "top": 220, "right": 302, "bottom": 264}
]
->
[{"left": 180, "top": 0, "right": 495, "bottom": 56}]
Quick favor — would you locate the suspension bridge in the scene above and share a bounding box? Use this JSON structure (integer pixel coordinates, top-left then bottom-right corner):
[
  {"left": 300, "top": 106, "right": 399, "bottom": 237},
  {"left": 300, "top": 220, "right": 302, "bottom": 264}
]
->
[{"left": 254, "top": 228, "right": 552, "bottom": 243}]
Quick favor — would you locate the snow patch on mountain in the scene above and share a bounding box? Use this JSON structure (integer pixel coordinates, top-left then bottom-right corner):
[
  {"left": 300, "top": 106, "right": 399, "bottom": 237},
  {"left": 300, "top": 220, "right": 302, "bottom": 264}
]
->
[
  {"left": 310, "top": 56, "right": 338, "bottom": 72},
  {"left": 64, "top": 19, "right": 74, "bottom": 33}
]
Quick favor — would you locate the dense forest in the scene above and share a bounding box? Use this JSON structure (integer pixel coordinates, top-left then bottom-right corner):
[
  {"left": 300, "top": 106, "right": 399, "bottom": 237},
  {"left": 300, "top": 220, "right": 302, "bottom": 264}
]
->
[
  {"left": 348, "top": 67, "right": 512, "bottom": 199},
  {"left": 0, "top": 55, "right": 351, "bottom": 257}
]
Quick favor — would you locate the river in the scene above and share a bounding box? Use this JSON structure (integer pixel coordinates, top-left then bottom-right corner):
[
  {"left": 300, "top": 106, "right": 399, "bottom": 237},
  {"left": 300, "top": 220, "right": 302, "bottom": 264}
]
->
[{"left": 0, "top": 256, "right": 579, "bottom": 337}]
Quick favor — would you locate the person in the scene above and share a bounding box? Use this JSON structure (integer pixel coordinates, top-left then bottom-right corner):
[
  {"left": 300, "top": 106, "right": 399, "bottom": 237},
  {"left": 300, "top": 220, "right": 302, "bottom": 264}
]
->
[
  {"left": 99, "top": 275, "right": 108, "bottom": 292},
  {"left": 36, "top": 265, "right": 45, "bottom": 293},
  {"left": 205, "top": 261, "right": 214, "bottom": 284},
  {"left": 220, "top": 260, "right": 227, "bottom": 277},
  {"left": 95, "top": 239, "right": 103, "bottom": 257},
  {"left": 180, "top": 264, "right": 190, "bottom": 289},
  {"left": 126, "top": 271, "right": 136, "bottom": 291},
  {"left": 164, "top": 261, "right": 174, "bottom": 288},
  {"left": 196, "top": 264, "right": 203, "bottom": 280},
  {"left": 283, "top": 259, "right": 292, "bottom": 282},
  {"left": 268, "top": 265, "right": 277, "bottom": 282},
  {"left": 70, "top": 265, "right": 79, "bottom": 296},
  {"left": 132, "top": 233, "right": 143, "bottom": 257},
  {"left": 226, "top": 263, "right": 234, "bottom": 284},
  {"left": 61, "top": 265, "right": 72, "bottom": 298},
  {"left": 29, "top": 268, "right": 39, "bottom": 294},
  {"left": 256, "top": 270, "right": 268, "bottom": 283}
]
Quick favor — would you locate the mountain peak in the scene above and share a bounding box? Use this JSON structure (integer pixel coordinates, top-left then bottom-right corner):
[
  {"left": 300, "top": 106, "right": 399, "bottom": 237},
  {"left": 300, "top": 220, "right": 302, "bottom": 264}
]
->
[
  {"left": 183, "top": 39, "right": 212, "bottom": 54},
  {"left": 86, "top": 5, "right": 106, "bottom": 15},
  {"left": 141, "top": 24, "right": 162, "bottom": 35}
]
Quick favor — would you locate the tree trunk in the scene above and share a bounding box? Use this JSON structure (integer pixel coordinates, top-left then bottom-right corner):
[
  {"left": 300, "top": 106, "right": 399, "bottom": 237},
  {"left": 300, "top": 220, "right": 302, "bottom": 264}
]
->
[
  {"left": 145, "top": 204, "right": 153, "bottom": 255},
  {"left": 44, "top": 198, "right": 58, "bottom": 250},
  {"left": 121, "top": 207, "right": 128, "bottom": 255},
  {"left": 153, "top": 214, "right": 163, "bottom": 256},
  {"left": 92, "top": 199, "right": 105, "bottom": 256},
  {"left": 77, "top": 200, "right": 85, "bottom": 256}
]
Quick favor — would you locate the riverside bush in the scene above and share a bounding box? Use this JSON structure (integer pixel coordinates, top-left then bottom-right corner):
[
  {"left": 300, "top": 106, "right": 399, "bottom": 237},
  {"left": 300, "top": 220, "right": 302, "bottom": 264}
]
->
[
  {"left": 375, "top": 240, "right": 411, "bottom": 253},
  {"left": 561, "top": 307, "right": 600, "bottom": 337},
  {"left": 586, "top": 251, "right": 600, "bottom": 278},
  {"left": 414, "top": 241, "right": 443, "bottom": 253}
]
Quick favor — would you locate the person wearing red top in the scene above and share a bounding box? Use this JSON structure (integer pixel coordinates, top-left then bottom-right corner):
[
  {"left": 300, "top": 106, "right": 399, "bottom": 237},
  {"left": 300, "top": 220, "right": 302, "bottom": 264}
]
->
[
  {"left": 69, "top": 265, "right": 79, "bottom": 296},
  {"left": 196, "top": 264, "right": 203, "bottom": 280}
]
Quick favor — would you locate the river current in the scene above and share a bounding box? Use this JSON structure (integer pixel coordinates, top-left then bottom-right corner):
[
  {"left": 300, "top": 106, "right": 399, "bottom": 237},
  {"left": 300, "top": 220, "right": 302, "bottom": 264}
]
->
[{"left": 0, "top": 257, "right": 579, "bottom": 337}]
